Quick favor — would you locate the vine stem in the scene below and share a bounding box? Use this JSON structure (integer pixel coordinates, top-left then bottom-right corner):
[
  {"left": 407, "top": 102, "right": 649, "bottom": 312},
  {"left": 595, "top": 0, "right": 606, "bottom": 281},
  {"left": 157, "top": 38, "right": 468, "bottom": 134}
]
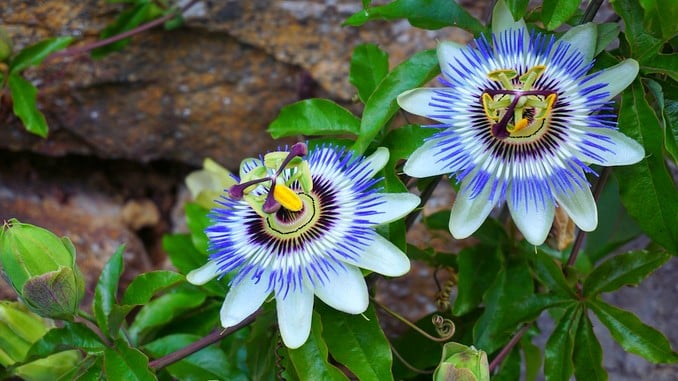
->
[
  {"left": 148, "top": 309, "right": 260, "bottom": 370},
  {"left": 488, "top": 324, "right": 529, "bottom": 371},
  {"left": 566, "top": 167, "right": 611, "bottom": 268},
  {"left": 47, "top": 0, "right": 201, "bottom": 61},
  {"left": 405, "top": 175, "right": 442, "bottom": 231},
  {"left": 74, "top": 314, "right": 112, "bottom": 348},
  {"left": 581, "top": 0, "right": 605, "bottom": 24},
  {"left": 371, "top": 297, "right": 454, "bottom": 343}
]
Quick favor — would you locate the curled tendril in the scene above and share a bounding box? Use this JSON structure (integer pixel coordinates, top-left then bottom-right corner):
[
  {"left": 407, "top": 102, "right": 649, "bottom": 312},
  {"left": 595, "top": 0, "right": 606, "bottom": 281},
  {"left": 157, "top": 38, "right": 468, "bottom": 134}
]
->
[
  {"left": 432, "top": 314, "right": 455, "bottom": 339},
  {"left": 274, "top": 333, "right": 287, "bottom": 381},
  {"left": 371, "top": 297, "right": 455, "bottom": 343}
]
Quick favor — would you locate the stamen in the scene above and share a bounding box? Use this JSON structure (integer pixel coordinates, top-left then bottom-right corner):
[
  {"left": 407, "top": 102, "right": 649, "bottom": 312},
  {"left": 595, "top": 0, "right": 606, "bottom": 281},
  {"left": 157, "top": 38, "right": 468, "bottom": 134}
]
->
[
  {"left": 273, "top": 183, "right": 303, "bottom": 212},
  {"left": 513, "top": 118, "right": 529, "bottom": 132}
]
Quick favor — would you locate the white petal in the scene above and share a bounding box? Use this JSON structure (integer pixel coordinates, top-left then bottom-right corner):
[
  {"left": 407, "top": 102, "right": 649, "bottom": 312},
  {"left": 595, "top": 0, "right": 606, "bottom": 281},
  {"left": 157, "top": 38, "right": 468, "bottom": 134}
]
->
[
  {"left": 363, "top": 147, "right": 390, "bottom": 178},
  {"left": 403, "top": 138, "right": 453, "bottom": 178},
  {"left": 397, "top": 88, "right": 444, "bottom": 120},
  {"left": 574, "top": 127, "right": 645, "bottom": 166},
  {"left": 492, "top": 0, "right": 528, "bottom": 36},
  {"left": 507, "top": 189, "right": 555, "bottom": 246},
  {"left": 344, "top": 234, "right": 410, "bottom": 277},
  {"left": 366, "top": 193, "right": 420, "bottom": 225},
  {"left": 186, "top": 261, "right": 220, "bottom": 285},
  {"left": 558, "top": 23, "right": 597, "bottom": 63},
  {"left": 437, "top": 40, "right": 474, "bottom": 82},
  {"left": 554, "top": 186, "right": 598, "bottom": 232},
  {"left": 448, "top": 175, "right": 498, "bottom": 239},
  {"left": 314, "top": 265, "right": 368, "bottom": 314},
  {"left": 586, "top": 59, "right": 639, "bottom": 103},
  {"left": 277, "top": 289, "right": 314, "bottom": 349},
  {"left": 220, "top": 275, "right": 271, "bottom": 328}
]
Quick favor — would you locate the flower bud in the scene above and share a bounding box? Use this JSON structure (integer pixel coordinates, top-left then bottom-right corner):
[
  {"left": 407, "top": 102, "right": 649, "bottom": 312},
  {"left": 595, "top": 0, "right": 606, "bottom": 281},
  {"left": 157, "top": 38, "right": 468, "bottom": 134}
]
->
[
  {"left": 0, "top": 301, "right": 49, "bottom": 367},
  {"left": 186, "top": 158, "right": 237, "bottom": 209},
  {"left": 0, "top": 219, "right": 84, "bottom": 320},
  {"left": 0, "top": 27, "right": 12, "bottom": 62},
  {"left": 434, "top": 342, "right": 489, "bottom": 381}
]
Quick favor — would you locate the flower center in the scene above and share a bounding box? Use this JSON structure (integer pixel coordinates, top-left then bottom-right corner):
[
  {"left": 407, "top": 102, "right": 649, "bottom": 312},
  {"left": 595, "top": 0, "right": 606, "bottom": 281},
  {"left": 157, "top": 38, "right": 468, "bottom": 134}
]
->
[
  {"left": 264, "top": 193, "right": 320, "bottom": 236},
  {"left": 481, "top": 65, "right": 557, "bottom": 141},
  {"left": 228, "top": 142, "right": 313, "bottom": 215}
]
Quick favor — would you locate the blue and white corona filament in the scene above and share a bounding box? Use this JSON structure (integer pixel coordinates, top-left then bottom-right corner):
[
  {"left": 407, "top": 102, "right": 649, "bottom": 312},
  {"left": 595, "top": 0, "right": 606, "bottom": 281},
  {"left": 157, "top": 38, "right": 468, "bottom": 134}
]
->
[
  {"left": 187, "top": 143, "right": 418, "bottom": 348},
  {"left": 398, "top": 0, "right": 644, "bottom": 245}
]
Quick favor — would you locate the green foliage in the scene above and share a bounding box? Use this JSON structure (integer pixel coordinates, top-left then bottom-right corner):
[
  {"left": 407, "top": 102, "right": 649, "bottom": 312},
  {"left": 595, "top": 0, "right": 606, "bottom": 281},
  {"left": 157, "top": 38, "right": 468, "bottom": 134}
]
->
[
  {"left": 7, "top": 74, "right": 48, "bottom": 137},
  {"left": 616, "top": 80, "right": 678, "bottom": 254},
  {"left": 542, "top": 0, "right": 581, "bottom": 30},
  {"left": 103, "top": 339, "right": 157, "bottom": 381},
  {"left": 268, "top": 99, "right": 361, "bottom": 138},
  {"left": 345, "top": 0, "right": 486, "bottom": 35},
  {"left": 453, "top": 246, "right": 501, "bottom": 316},
  {"left": 583, "top": 251, "right": 670, "bottom": 296},
  {"left": 350, "top": 43, "right": 390, "bottom": 103},
  {"left": 8, "top": 37, "right": 73, "bottom": 74},
  {"left": 92, "top": 3, "right": 162, "bottom": 58},
  {"left": 93, "top": 246, "right": 126, "bottom": 338},
  {"left": 573, "top": 315, "right": 608, "bottom": 381},
  {"left": 544, "top": 305, "right": 581, "bottom": 381},
  {"left": 287, "top": 313, "right": 348, "bottom": 380},
  {"left": 352, "top": 49, "right": 439, "bottom": 154}
]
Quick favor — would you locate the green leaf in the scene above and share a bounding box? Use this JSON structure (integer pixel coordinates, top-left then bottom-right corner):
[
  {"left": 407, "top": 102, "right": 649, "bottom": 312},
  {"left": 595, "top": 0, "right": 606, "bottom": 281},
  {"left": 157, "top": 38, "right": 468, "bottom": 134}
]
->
[
  {"left": 533, "top": 252, "right": 576, "bottom": 297},
  {"left": 638, "top": 0, "right": 678, "bottom": 41},
  {"left": 144, "top": 334, "right": 248, "bottom": 381},
  {"left": 8, "top": 74, "right": 48, "bottom": 137},
  {"left": 122, "top": 271, "right": 185, "bottom": 305},
  {"left": 542, "top": 0, "right": 581, "bottom": 30},
  {"left": 9, "top": 37, "right": 73, "bottom": 74},
  {"left": 352, "top": 49, "right": 439, "bottom": 154},
  {"left": 103, "top": 340, "right": 156, "bottom": 381},
  {"left": 589, "top": 299, "right": 678, "bottom": 363},
  {"left": 583, "top": 251, "right": 670, "bottom": 296},
  {"left": 617, "top": 80, "right": 678, "bottom": 253},
  {"left": 344, "top": 0, "right": 486, "bottom": 35},
  {"left": 473, "top": 257, "right": 534, "bottom": 353},
  {"left": 573, "top": 314, "right": 608, "bottom": 381},
  {"left": 163, "top": 234, "right": 204, "bottom": 274},
  {"left": 492, "top": 346, "right": 521, "bottom": 381},
  {"left": 129, "top": 291, "right": 207, "bottom": 344},
  {"left": 185, "top": 202, "right": 210, "bottom": 255},
  {"left": 93, "top": 246, "right": 125, "bottom": 339},
  {"left": 453, "top": 246, "right": 502, "bottom": 316},
  {"left": 382, "top": 124, "right": 438, "bottom": 160},
  {"left": 391, "top": 312, "right": 445, "bottom": 378},
  {"left": 544, "top": 304, "right": 581, "bottom": 381},
  {"left": 521, "top": 336, "right": 542, "bottom": 381},
  {"left": 57, "top": 355, "right": 104, "bottom": 381},
  {"left": 26, "top": 322, "right": 106, "bottom": 361},
  {"left": 318, "top": 304, "right": 393, "bottom": 381},
  {"left": 640, "top": 52, "right": 678, "bottom": 82},
  {"left": 505, "top": 0, "right": 529, "bottom": 20},
  {"left": 595, "top": 23, "right": 621, "bottom": 55},
  {"left": 664, "top": 99, "right": 678, "bottom": 163},
  {"left": 611, "top": 0, "right": 664, "bottom": 60},
  {"left": 245, "top": 306, "right": 278, "bottom": 381},
  {"left": 287, "top": 313, "right": 348, "bottom": 381},
  {"left": 268, "top": 99, "right": 360, "bottom": 139},
  {"left": 91, "top": 3, "right": 158, "bottom": 58},
  {"left": 350, "top": 44, "right": 389, "bottom": 103}
]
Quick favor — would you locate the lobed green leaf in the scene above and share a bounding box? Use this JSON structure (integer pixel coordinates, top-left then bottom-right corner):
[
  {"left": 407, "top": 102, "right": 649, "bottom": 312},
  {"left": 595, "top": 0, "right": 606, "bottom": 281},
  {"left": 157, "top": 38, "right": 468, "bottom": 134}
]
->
[
  {"left": 542, "top": 0, "right": 581, "bottom": 30},
  {"left": 583, "top": 251, "right": 670, "bottom": 296},
  {"left": 573, "top": 314, "right": 608, "bottom": 381},
  {"left": 287, "top": 313, "right": 348, "bottom": 381},
  {"left": 144, "top": 334, "right": 248, "bottom": 381},
  {"left": 344, "top": 0, "right": 486, "bottom": 35},
  {"left": 319, "top": 304, "right": 393, "bottom": 381},
  {"left": 268, "top": 99, "right": 361, "bottom": 139},
  {"left": 616, "top": 80, "right": 678, "bottom": 254},
  {"left": 589, "top": 299, "right": 678, "bottom": 363},
  {"left": 93, "top": 246, "right": 125, "bottom": 339},
  {"left": 122, "top": 271, "right": 185, "bottom": 305},
  {"left": 8, "top": 74, "right": 48, "bottom": 137},
  {"left": 350, "top": 44, "right": 389, "bottom": 103},
  {"left": 544, "top": 304, "right": 581, "bottom": 381},
  {"left": 352, "top": 49, "right": 439, "bottom": 154},
  {"left": 453, "top": 246, "right": 502, "bottom": 316},
  {"left": 103, "top": 340, "right": 157, "bottom": 381}
]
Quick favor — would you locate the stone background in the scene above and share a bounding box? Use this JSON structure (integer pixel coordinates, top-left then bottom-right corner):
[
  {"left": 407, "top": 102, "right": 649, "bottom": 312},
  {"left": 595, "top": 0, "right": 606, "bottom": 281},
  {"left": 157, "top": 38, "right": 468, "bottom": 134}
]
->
[{"left": 0, "top": 0, "right": 676, "bottom": 379}]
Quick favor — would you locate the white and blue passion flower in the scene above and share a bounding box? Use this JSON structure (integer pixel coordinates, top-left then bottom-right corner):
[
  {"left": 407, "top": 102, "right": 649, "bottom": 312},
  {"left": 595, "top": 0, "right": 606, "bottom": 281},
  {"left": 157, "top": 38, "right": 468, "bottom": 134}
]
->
[
  {"left": 187, "top": 143, "right": 419, "bottom": 348},
  {"left": 397, "top": 0, "right": 644, "bottom": 245}
]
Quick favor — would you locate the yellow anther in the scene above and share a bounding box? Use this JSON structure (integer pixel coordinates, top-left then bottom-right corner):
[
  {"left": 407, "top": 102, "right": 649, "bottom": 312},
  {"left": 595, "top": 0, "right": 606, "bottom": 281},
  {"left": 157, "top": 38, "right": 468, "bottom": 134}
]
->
[
  {"left": 513, "top": 118, "right": 530, "bottom": 132},
  {"left": 535, "top": 93, "right": 557, "bottom": 120},
  {"left": 273, "top": 183, "right": 303, "bottom": 212}
]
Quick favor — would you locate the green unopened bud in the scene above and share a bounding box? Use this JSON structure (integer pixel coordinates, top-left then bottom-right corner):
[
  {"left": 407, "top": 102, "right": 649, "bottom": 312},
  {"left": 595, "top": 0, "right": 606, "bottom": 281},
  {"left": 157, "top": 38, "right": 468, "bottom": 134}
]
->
[
  {"left": 434, "top": 342, "right": 489, "bottom": 381},
  {"left": 0, "top": 27, "right": 12, "bottom": 62},
  {"left": 186, "top": 158, "right": 237, "bottom": 209},
  {"left": 0, "top": 219, "right": 84, "bottom": 320},
  {"left": 0, "top": 301, "right": 50, "bottom": 367}
]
